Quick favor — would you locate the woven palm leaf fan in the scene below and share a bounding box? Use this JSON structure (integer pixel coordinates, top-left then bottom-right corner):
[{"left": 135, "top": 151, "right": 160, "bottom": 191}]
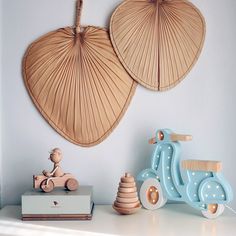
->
[
  {"left": 23, "top": 0, "right": 137, "bottom": 147},
  {"left": 110, "top": 0, "right": 206, "bottom": 91}
]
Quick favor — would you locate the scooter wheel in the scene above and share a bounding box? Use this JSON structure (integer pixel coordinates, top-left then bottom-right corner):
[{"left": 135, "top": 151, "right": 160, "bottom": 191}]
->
[
  {"left": 139, "top": 178, "right": 167, "bottom": 210},
  {"left": 201, "top": 204, "right": 225, "bottom": 219}
]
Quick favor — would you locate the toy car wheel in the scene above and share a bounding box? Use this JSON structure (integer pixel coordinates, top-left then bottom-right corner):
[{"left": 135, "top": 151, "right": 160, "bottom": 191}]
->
[
  {"left": 140, "top": 178, "right": 167, "bottom": 210},
  {"left": 201, "top": 204, "right": 225, "bottom": 219},
  {"left": 66, "top": 178, "right": 79, "bottom": 191},
  {"left": 40, "top": 179, "right": 54, "bottom": 193}
]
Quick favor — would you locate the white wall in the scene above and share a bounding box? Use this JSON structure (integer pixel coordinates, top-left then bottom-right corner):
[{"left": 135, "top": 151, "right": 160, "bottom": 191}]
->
[{"left": 1, "top": 0, "right": 236, "bottom": 210}]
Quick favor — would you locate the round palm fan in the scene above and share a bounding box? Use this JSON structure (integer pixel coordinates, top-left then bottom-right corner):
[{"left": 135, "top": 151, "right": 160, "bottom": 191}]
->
[
  {"left": 110, "top": 0, "right": 206, "bottom": 91},
  {"left": 23, "top": 0, "right": 137, "bottom": 147}
]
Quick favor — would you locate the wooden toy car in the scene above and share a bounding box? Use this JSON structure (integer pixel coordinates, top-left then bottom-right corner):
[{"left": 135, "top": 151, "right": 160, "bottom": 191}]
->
[
  {"left": 33, "top": 148, "right": 79, "bottom": 193},
  {"left": 33, "top": 173, "right": 79, "bottom": 193}
]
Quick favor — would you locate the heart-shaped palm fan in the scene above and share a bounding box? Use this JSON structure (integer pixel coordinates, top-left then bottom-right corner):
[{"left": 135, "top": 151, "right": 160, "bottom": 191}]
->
[
  {"left": 23, "top": 0, "right": 137, "bottom": 147},
  {"left": 110, "top": 0, "right": 205, "bottom": 91}
]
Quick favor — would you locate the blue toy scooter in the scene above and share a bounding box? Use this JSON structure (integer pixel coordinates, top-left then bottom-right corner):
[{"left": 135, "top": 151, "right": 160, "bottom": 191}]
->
[{"left": 137, "top": 129, "right": 233, "bottom": 218}]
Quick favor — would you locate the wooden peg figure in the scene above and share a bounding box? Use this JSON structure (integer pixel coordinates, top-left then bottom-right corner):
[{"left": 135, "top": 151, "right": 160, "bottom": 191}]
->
[
  {"left": 33, "top": 148, "right": 79, "bottom": 192},
  {"left": 43, "top": 148, "right": 65, "bottom": 177}
]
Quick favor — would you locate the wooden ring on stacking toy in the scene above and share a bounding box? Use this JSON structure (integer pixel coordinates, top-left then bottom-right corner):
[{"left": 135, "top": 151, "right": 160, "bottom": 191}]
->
[
  {"left": 117, "top": 192, "right": 137, "bottom": 198},
  {"left": 119, "top": 182, "right": 136, "bottom": 188},
  {"left": 112, "top": 204, "right": 141, "bottom": 215},
  {"left": 116, "top": 197, "right": 138, "bottom": 203},
  {"left": 118, "top": 187, "right": 137, "bottom": 193},
  {"left": 114, "top": 201, "right": 139, "bottom": 209},
  {"left": 120, "top": 173, "right": 135, "bottom": 183}
]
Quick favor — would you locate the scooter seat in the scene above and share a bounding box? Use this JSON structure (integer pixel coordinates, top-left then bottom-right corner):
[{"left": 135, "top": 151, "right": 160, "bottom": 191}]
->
[{"left": 181, "top": 160, "right": 222, "bottom": 172}]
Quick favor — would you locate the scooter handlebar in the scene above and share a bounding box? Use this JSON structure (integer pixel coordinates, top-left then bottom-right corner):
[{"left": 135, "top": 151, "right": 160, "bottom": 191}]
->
[
  {"left": 170, "top": 134, "right": 192, "bottom": 142},
  {"left": 148, "top": 134, "right": 192, "bottom": 144}
]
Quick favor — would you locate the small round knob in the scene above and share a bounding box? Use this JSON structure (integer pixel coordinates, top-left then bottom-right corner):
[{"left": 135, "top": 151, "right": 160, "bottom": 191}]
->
[{"left": 125, "top": 173, "right": 131, "bottom": 178}]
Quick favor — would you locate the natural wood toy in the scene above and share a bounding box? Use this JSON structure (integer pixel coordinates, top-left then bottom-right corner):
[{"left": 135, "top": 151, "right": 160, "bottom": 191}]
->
[
  {"left": 33, "top": 148, "right": 79, "bottom": 193},
  {"left": 113, "top": 173, "right": 141, "bottom": 215},
  {"left": 137, "top": 129, "right": 233, "bottom": 219}
]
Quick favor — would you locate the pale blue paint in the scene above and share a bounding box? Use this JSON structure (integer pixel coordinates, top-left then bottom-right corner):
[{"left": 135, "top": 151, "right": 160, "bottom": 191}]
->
[{"left": 137, "top": 129, "right": 233, "bottom": 212}]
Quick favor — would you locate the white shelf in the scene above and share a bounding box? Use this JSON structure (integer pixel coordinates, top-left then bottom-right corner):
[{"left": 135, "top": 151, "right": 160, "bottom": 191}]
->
[{"left": 0, "top": 204, "right": 235, "bottom": 236}]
